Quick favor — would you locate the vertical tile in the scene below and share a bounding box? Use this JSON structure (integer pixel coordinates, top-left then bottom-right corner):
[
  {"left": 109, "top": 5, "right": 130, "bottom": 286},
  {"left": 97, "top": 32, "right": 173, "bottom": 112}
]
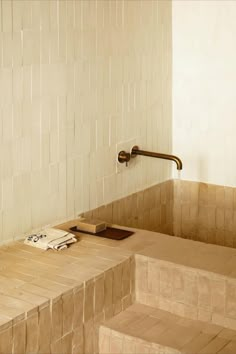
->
[
  {"left": 198, "top": 275, "right": 211, "bottom": 310},
  {"left": 122, "top": 259, "right": 131, "bottom": 298},
  {"left": 211, "top": 278, "right": 225, "bottom": 316},
  {"left": 135, "top": 256, "right": 148, "bottom": 294},
  {"left": 38, "top": 305, "right": 51, "bottom": 353},
  {"left": 2, "top": 0, "right": 12, "bottom": 33},
  {"left": 73, "top": 286, "right": 84, "bottom": 330},
  {"left": 84, "top": 319, "right": 94, "bottom": 354},
  {"left": 184, "top": 271, "right": 198, "bottom": 307},
  {"left": 13, "top": 320, "right": 26, "bottom": 354},
  {"left": 160, "top": 265, "right": 172, "bottom": 299},
  {"left": 147, "top": 259, "right": 160, "bottom": 295},
  {"left": 84, "top": 279, "right": 94, "bottom": 323},
  {"left": 72, "top": 325, "right": 84, "bottom": 354},
  {"left": 0, "top": 326, "right": 12, "bottom": 354},
  {"left": 112, "top": 263, "right": 123, "bottom": 310},
  {"left": 26, "top": 313, "right": 39, "bottom": 353},
  {"left": 62, "top": 291, "right": 74, "bottom": 335},
  {"left": 172, "top": 268, "right": 184, "bottom": 303},
  {"left": 99, "top": 331, "right": 110, "bottom": 354},
  {"left": 94, "top": 274, "right": 105, "bottom": 317},
  {"left": 226, "top": 280, "right": 236, "bottom": 319},
  {"left": 61, "top": 332, "right": 73, "bottom": 354}
]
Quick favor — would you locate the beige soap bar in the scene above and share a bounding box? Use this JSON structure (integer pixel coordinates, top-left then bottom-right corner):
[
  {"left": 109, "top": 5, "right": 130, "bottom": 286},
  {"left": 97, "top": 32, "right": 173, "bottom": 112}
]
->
[{"left": 76, "top": 219, "right": 107, "bottom": 234}]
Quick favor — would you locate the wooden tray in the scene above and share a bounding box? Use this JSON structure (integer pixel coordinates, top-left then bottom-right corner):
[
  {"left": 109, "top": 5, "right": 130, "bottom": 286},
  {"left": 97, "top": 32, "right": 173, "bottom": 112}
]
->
[{"left": 70, "top": 226, "right": 134, "bottom": 240}]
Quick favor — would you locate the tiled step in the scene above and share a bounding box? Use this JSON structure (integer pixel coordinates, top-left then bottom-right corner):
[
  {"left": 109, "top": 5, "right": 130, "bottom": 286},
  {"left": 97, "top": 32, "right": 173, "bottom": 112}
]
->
[
  {"left": 99, "top": 303, "right": 236, "bottom": 354},
  {"left": 135, "top": 236, "right": 236, "bottom": 330}
]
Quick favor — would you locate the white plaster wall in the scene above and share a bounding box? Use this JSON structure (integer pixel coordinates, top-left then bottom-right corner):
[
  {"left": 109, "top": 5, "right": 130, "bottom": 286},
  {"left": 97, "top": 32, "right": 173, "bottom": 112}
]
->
[{"left": 172, "top": 0, "right": 236, "bottom": 186}]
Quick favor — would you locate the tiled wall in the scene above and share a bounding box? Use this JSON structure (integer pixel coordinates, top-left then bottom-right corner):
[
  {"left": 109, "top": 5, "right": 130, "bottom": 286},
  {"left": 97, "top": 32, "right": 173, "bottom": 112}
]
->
[
  {"left": 173, "top": 179, "right": 236, "bottom": 248},
  {"left": 86, "top": 179, "right": 236, "bottom": 249},
  {"left": 0, "top": 0, "right": 172, "bottom": 244},
  {"left": 172, "top": 0, "right": 236, "bottom": 187},
  {"left": 85, "top": 180, "right": 174, "bottom": 236}
]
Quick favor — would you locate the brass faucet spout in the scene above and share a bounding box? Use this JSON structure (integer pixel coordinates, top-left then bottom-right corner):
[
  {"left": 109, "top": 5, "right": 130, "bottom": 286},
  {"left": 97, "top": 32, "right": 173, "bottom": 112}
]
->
[{"left": 131, "top": 147, "right": 183, "bottom": 170}]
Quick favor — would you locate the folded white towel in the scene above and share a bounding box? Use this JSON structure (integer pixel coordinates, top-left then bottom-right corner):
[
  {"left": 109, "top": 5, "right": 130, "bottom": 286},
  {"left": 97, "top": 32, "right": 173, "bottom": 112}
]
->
[{"left": 24, "top": 228, "right": 77, "bottom": 251}]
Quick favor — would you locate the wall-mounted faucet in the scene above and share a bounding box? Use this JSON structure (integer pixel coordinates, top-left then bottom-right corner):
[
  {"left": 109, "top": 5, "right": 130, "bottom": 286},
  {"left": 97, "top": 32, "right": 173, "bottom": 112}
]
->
[{"left": 118, "top": 146, "right": 183, "bottom": 170}]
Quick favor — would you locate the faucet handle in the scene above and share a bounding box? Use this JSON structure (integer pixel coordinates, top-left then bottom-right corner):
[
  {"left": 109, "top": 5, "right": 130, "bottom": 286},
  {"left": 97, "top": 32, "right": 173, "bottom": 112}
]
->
[{"left": 118, "top": 150, "right": 131, "bottom": 166}]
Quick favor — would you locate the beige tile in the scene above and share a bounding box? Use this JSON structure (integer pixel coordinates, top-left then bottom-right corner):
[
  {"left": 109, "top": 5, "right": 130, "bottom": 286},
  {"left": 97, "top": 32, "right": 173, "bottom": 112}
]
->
[
  {"left": 135, "top": 340, "right": 150, "bottom": 354},
  {"left": 199, "top": 336, "right": 229, "bottom": 354},
  {"left": 3, "top": 287, "right": 49, "bottom": 310},
  {"left": 202, "top": 322, "right": 223, "bottom": 336},
  {"left": 184, "top": 304, "right": 198, "bottom": 320},
  {"left": 148, "top": 259, "right": 160, "bottom": 295},
  {"left": 113, "top": 263, "right": 123, "bottom": 306},
  {"left": 105, "top": 306, "right": 114, "bottom": 321},
  {"left": 99, "top": 332, "right": 110, "bottom": 354},
  {"left": 94, "top": 312, "right": 105, "bottom": 353},
  {"left": 172, "top": 268, "right": 184, "bottom": 303},
  {"left": 198, "top": 275, "right": 211, "bottom": 310},
  {"left": 113, "top": 300, "right": 122, "bottom": 316},
  {"left": 0, "top": 293, "right": 36, "bottom": 318},
  {"left": 84, "top": 279, "right": 94, "bottom": 322},
  {"left": 198, "top": 308, "right": 212, "bottom": 322},
  {"left": 216, "top": 208, "right": 225, "bottom": 230},
  {"left": 181, "top": 332, "right": 215, "bottom": 354},
  {"left": 142, "top": 320, "right": 169, "bottom": 343},
  {"left": 51, "top": 297, "right": 63, "bottom": 342},
  {"left": 218, "top": 328, "right": 236, "bottom": 340},
  {"left": 84, "top": 319, "right": 94, "bottom": 354},
  {"left": 94, "top": 274, "right": 104, "bottom": 316},
  {"left": 0, "top": 314, "right": 12, "bottom": 332},
  {"left": 26, "top": 313, "right": 39, "bottom": 354},
  {"left": 123, "top": 336, "right": 136, "bottom": 353},
  {"left": 226, "top": 280, "right": 236, "bottom": 319},
  {"left": 0, "top": 326, "right": 12, "bottom": 354},
  {"left": 0, "top": 303, "right": 25, "bottom": 325},
  {"left": 225, "top": 317, "right": 236, "bottom": 331},
  {"left": 211, "top": 277, "right": 225, "bottom": 315},
  {"left": 62, "top": 291, "right": 74, "bottom": 335},
  {"left": 184, "top": 271, "right": 198, "bottom": 306},
  {"left": 50, "top": 338, "right": 62, "bottom": 354},
  {"left": 38, "top": 304, "right": 51, "bottom": 353},
  {"left": 110, "top": 333, "right": 123, "bottom": 354},
  {"left": 157, "top": 324, "right": 200, "bottom": 351},
  {"left": 72, "top": 325, "right": 84, "bottom": 354},
  {"left": 61, "top": 332, "right": 73, "bottom": 354},
  {"left": 122, "top": 294, "right": 132, "bottom": 310},
  {"left": 160, "top": 265, "right": 172, "bottom": 299},
  {"left": 13, "top": 319, "right": 26, "bottom": 354},
  {"left": 106, "top": 310, "right": 144, "bottom": 334},
  {"left": 122, "top": 258, "right": 131, "bottom": 298},
  {"left": 212, "top": 313, "right": 226, "bottom": 327},
  {"left": 218, "top": 340, "right": 236, "bottom": 354},
  {"left": 20, "top": 282, "right": 59, "bottom": 301},
  {"left": 127, "top": 315, "right": 160, "bottom": 339},
  {"left": 73, "top": 285, "right": 84, "bottom": 329}
]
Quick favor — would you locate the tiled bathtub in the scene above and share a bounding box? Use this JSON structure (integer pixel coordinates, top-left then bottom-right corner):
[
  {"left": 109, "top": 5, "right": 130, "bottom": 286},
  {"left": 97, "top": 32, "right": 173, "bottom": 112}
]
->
[{"left": 86, "top": 179, "right": 236, "bottom": 248}]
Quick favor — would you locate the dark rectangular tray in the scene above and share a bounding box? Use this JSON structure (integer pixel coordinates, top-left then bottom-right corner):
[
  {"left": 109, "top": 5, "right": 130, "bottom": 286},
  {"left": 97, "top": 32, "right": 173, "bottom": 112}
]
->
[{"left": 70, "top": 226, "right": 134, "bottom": 240}]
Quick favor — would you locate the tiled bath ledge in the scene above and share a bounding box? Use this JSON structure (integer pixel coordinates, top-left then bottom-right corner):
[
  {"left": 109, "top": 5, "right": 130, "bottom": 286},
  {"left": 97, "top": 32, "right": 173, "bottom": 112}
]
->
[
  {"left": 1, "top": 221, "right": 236, "bottom": 353},
  {"left": 0, "top": 221, "right": 135, "bottom": 354}
]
